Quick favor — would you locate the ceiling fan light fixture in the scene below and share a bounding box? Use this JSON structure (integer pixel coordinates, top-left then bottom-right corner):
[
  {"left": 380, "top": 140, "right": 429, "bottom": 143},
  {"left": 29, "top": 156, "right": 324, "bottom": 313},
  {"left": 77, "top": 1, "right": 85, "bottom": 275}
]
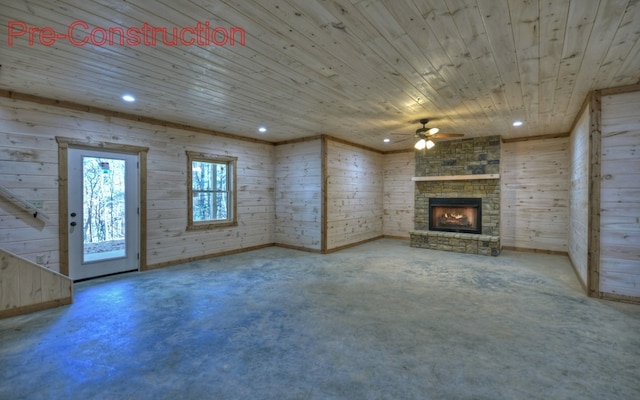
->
[
  {"left": 414, "top": 139, "right": 426, "bottom": 150},
  {"left": 427, "top": 127, "right": 439, "bottom": 135},
  {"left": 426, "top": 139, "right": 435, "bottom": 149}
]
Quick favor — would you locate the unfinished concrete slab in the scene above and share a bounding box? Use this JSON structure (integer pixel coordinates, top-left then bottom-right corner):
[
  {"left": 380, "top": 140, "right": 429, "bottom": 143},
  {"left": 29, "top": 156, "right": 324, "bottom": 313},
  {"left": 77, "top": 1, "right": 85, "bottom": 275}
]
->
[{"left": 1, "top": 239, "right": 638, "bottom": 399}]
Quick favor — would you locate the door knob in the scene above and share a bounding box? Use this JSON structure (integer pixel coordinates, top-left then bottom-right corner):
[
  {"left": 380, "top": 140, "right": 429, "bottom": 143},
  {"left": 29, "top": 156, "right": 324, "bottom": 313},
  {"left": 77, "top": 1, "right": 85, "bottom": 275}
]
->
[
  {"left": 70, "top": 212, "right": 76, "bottom": 217},
  {"left": 70, "top": 221, "right": 77, "bottom": 227}
]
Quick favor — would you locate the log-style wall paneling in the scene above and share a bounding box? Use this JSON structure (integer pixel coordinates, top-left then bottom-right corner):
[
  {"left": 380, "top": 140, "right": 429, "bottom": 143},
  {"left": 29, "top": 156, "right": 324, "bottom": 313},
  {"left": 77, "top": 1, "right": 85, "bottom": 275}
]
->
[
  {"left": 0, "top": 248, "right": 72, "bottom": 319},
  {"left": 0, "top": 97, "right": 275, "bottom": 272},
  {"left": 501, "top": 137, "right": 570, "bottom": 253},
  {"left": 275, "top": 138, "right": 322, "bottom": 250},
  {"left": 383, "top": 151, "right": 414, "bottom": 238},
  {"left": 599, "top": 90, "right": 640, "bottom": 300},
  {"left": 325, "top": 139, "right": 383, "bottom": 250},
  {"left": 568, "top": 103, "right": 590, "bottom": 291}
]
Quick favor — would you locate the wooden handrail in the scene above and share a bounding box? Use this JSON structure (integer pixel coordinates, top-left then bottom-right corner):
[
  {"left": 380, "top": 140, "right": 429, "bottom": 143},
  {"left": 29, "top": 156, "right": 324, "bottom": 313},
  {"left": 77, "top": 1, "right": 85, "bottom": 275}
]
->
[{"left": 0, "top": 182, "right": 51, "bottom": 222}]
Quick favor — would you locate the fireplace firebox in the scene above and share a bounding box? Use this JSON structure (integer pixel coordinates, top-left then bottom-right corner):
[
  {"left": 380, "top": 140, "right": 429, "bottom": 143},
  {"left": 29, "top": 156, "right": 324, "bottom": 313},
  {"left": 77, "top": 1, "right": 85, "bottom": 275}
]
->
[{"left": 429, "top": 198, "right": 482, "bottom": 234}]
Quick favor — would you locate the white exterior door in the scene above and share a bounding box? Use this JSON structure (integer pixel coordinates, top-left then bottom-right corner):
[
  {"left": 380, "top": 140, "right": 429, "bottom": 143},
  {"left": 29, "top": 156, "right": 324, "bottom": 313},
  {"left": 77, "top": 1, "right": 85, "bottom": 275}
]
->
[{"left": 67, "top": 148, "right": 139, "bottom": 280}]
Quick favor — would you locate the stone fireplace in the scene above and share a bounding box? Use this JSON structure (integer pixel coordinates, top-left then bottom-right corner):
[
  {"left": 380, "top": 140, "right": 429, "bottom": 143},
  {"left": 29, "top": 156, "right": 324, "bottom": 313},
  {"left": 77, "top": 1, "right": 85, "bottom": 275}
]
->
[{"left": 410, "top": 136, "right": 501, "bottom": 256}]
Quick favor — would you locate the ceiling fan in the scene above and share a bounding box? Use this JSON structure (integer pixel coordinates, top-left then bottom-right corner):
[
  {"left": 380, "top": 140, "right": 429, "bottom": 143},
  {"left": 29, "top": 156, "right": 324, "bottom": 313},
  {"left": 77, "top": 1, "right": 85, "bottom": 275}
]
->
[{"left": 406, "top": 118, "right": 464, "bottom": 150}]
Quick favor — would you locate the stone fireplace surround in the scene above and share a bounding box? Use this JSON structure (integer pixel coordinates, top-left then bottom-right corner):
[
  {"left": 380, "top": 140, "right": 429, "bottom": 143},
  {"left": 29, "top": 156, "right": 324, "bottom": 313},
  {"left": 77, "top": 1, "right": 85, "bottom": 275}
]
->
[{"left": 410, "top": 136, "right": 501, "bottom": 256}]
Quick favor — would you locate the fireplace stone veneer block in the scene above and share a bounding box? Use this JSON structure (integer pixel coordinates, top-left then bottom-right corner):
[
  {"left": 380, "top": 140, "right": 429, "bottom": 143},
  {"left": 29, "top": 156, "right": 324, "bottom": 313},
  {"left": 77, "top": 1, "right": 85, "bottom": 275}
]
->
[{"left": 410, "top": 230, "right": 500, "bottom": 256}]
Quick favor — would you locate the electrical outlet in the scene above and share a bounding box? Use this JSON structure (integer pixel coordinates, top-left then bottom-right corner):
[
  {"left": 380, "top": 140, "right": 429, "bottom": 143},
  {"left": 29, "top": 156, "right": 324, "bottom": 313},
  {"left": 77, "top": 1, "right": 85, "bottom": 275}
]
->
[
  {"left": 29, "top": 200, "right": 43, "bottom": 209},
  {"left": 35, "top": 255, "right": 45, "bottom": 265}
]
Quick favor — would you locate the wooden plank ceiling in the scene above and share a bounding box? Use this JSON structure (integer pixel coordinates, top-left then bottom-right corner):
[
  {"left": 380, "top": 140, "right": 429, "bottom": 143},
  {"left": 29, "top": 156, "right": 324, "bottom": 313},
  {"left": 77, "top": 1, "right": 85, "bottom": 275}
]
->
[{"left": 1, "top": 0, "right": 639, "bottom": 150}]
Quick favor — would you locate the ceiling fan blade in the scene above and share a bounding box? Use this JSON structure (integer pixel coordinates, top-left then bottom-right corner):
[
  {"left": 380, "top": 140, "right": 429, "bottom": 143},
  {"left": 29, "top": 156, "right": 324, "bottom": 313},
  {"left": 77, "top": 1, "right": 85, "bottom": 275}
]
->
[
  {"left": 393, "top": 137, "right": 413, "bottom": 143},
  {"left": 433, "top": 133, "right": 464, "bottom": 138}
]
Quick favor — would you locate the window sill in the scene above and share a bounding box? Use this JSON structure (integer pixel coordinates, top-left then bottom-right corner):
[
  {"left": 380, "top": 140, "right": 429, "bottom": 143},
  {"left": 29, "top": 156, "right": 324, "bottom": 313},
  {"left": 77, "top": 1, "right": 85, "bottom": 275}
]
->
[{"left": 186, "top": 220, "right": 238, "bottom": 231}]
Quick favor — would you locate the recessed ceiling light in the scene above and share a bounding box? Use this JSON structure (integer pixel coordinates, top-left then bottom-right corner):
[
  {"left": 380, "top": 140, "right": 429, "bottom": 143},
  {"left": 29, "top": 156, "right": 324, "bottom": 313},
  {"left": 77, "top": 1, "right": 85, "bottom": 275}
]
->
[
  {"left": 383, "top": 138, "right": 390, "bottom": 143},
  {"left": 512, "top": 120, "right": 523, "bottom": 127},
  {"left": 258, "top": 126, "right": 267, "bottom": 133},
  {"left": 122, "top": 94, "right": 135, "bottom": 102}
]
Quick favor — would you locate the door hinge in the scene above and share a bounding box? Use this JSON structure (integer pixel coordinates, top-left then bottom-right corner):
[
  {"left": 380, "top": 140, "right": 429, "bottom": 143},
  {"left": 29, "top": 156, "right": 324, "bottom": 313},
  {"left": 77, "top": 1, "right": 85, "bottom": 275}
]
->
[
  {"left": 137, "top": 161, "right": 139, "bottom": 168},
  {"left": 137, "top": 207, "right": 139, "bottom": 215}
]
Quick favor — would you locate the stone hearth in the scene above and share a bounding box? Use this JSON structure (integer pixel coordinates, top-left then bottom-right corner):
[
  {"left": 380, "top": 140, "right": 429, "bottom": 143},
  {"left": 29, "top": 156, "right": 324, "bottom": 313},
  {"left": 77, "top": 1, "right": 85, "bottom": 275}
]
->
[{"left": 410, "top": 136, "right": 501, "bottom": 256}]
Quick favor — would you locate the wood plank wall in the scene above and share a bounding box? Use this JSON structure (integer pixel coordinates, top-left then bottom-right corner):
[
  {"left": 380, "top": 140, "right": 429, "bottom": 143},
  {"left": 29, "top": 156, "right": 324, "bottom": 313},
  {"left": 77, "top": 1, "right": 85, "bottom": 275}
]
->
[
  {"left": 325, "top": 139, "right": 383, "bottom": 250},
  {"left": 383, "top": 151, "right": 414, "bottom": 238},
  {"left": 0, "top": 248, "right": 72, "bottom": 318},
  {"left": 501, "top": 137, "right": 570, "bottom": 253},
  {"left": 0, "top": 97, "right": 275, "bottom": 272},
  {"left": 569, "top": 105, "right": 590, "bottom": 288},
  {"left": 599, "top": 90, "right": 640, "bottom": 299},
  {"left": 275, "top": 139, "right": 322, "bottom": 251}
]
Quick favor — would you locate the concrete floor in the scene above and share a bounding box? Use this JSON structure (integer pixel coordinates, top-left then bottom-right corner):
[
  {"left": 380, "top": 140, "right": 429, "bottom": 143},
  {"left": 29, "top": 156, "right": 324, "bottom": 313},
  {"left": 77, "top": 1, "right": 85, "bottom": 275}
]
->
[{"left": 1, "top": 238, "right": 639, "bottom": 399}]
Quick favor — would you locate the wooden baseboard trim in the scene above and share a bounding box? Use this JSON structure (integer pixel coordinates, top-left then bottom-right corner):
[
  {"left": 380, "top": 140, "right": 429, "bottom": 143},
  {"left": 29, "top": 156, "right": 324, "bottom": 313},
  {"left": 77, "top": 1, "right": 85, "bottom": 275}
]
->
[
  {"left": 274, "top": 243, "right": 322, "bottom": 253},
  {"left": 502, "top": 246, "right": 568, "bottom": 256},
  {"left": 144, "top": 243, "right": 276, "bottom": 271},
  {"left": 0, "top": 297, "right": 73, "bottom": 320},
  {"left": 323, "top": 235, "right": 385, "bottom": 254},
  {"left": 598, "top": 292, "right": 640, "bottom": 305}
]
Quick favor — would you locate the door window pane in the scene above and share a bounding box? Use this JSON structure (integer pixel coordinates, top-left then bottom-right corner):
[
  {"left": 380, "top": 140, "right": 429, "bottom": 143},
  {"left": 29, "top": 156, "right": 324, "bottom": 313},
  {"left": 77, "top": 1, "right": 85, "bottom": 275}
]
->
[{"left": 82, "top": 157, "right": 126, "bottom": 262}]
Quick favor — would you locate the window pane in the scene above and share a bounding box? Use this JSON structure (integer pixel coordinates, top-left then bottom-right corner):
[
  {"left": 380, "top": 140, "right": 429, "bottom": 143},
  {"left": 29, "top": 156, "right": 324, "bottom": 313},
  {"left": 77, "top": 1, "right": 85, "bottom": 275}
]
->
[
  {"left": 214, "top": 192, "right": 228, "bottom": 219},
  {"left": 192, "top": 192, "right": 228, "bottom": 221},
  {"left": 192, "top": 161, "right": 213, "bottom": 191},
  {"left": 82, "top": 157, "right": 126, "bottom": 262},
  {"left": 193, "top": 192, "right": 213, "bottom": 221},
  {"left": 214, "top": 163, "right": 227, "bottom": 191}
]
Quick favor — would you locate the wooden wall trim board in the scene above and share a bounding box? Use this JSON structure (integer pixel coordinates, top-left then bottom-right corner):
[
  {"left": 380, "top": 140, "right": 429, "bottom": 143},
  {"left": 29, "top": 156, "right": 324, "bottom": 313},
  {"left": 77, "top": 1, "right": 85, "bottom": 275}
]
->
[
  {"left": 600, "top": 293, "right": 640, "bottom": 305},
  {"left": 600, "top": 82, "right": 640, "bottom": 96},
  {"left": 55, "top": 137, "right": 149, "bottom": 275},
  {"left": 275, "top": 243, "right": 323, "bottom": 254},
  {"left": 501, "top": 133, "right": 570, "bottom": 143},
  {"left": 321, "top": 136, "right": 328, "bottom": 253},
  {"left": 588, "top": 91, "right": 602, "bottom": 297},
  {"left": 145, "top": 243, "right": 276, "bottom": 270},
  {"left": 501, "top": 246, "right": 568, "bottom": 256},
  {"left": 321, "top": 235, "right": 384, "bottom": 254},
  {"left": 57, "top": 140, "right": 69, "bottom": 276},
  {"left": 0, "top": 298, "right": 73, "bottom": 319},
  {"left": 138, "top": 151, "right": 148, "bottom": 271},
  {"left": 323, "top": 135, "right": 382, "bottom": 155},
  {"left": 0, "top": 90, "right": 272, "bottom": 146},
  {"left": 383, "top": 149, "right": 414, "bottom": 155},
  {"left": 274, "top": 135, "right": 324, "bottom": 146}
]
